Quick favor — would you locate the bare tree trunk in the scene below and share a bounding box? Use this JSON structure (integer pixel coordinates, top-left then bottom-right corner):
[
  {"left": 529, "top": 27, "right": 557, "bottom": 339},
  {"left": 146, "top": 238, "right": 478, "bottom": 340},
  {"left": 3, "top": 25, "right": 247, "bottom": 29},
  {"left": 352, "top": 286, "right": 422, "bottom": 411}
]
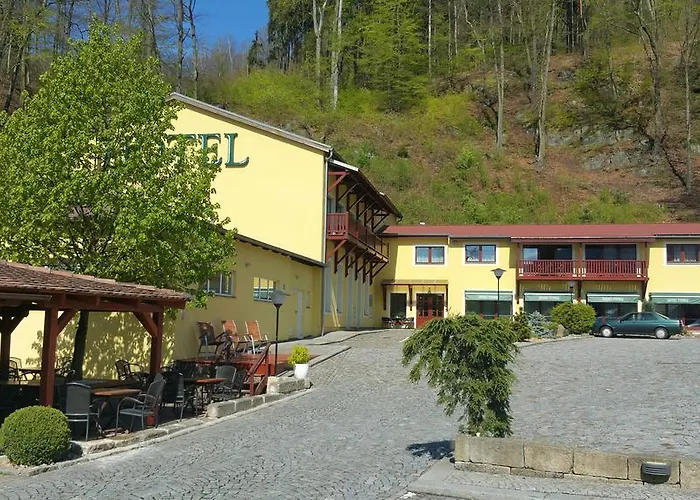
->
[
  {"left": 448, "top": 0, "right": 452, "bottom": 65},
  {"left": 187, "top": 0, "right": 198, "bottom": 99},
  {"left": 330, "top": 0, "right": 343, "bottom": 110},
  {"left": 686, "top": 53, "right": 692, "bottom": 193},
  {"left": 496, "top": 0, "right": 505, "bottom": 149},
  {"left": 633, "top": 0, "right": 663, "bottom": 161},
  {"left": 535, "top": 0, "right": 557, "bottom": 166},
  {"left": 176, "top": 0, "right": 184, "bottom": 93},
  {"left": 428, "top": 0, "right": 432, "bottom": 79},
  {"left": 312, "top": 0, "right": 329, "bottom": 104},
  {"left": 71, "top": 311, "right": 89, "bottom": 381}
]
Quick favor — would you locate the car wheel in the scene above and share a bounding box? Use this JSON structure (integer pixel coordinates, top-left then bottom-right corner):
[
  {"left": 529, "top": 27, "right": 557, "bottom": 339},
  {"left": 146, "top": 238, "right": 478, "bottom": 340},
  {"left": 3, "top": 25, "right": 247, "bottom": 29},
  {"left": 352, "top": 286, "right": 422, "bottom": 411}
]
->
[
  {"left": 600, "top": 326, "right": 614, "bottom": 338},
  {"left": 654, "top": 327, "right": 669, "bottom": 340}
]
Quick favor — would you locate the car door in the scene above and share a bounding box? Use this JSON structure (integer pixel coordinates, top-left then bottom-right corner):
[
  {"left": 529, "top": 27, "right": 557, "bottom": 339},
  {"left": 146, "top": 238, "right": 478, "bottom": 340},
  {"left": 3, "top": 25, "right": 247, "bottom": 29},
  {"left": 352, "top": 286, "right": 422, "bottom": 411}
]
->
[
  {"left": 640, "top": 312, "right": 656, "bottom": 334},
  {"left": 616, "top": 313, "right": 637, "bottom": 334}
]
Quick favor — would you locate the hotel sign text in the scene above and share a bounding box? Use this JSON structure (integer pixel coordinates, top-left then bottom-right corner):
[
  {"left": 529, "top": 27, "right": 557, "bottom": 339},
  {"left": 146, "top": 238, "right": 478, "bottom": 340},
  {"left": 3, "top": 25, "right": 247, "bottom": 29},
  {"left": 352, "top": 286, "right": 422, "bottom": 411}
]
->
[{"left": 167, "top": 132, "right": 249, "bottom": 167}]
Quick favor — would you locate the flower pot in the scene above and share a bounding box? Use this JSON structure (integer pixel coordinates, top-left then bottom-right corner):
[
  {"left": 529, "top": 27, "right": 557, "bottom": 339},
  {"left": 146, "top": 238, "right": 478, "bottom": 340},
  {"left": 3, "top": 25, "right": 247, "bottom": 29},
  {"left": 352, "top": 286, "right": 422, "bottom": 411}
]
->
[{"left": 293, "top": 363, "right": 309, "bottom": 380}]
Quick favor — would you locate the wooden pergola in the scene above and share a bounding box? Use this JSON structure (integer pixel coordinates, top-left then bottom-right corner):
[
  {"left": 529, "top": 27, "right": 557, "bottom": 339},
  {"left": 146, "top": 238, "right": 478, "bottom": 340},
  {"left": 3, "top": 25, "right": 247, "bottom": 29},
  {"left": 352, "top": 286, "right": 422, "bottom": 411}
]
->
[{"left": 0, "top": 261, "right": 188, "bottom": 406}]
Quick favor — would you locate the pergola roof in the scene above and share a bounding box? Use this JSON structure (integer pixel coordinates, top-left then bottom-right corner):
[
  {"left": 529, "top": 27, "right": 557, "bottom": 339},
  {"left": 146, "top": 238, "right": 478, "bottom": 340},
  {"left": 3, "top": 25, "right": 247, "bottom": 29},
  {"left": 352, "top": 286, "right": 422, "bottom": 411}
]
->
[{"left": 0, "top": 261, "right": 189, "bottom": 311}]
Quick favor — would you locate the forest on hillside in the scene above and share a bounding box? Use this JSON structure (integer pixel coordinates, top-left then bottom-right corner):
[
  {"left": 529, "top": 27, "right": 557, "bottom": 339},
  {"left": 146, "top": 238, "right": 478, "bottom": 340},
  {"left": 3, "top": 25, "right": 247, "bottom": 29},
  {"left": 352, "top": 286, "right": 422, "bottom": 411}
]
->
[{"left": 2, "top": 1, "right": 700, "bottom": 224}]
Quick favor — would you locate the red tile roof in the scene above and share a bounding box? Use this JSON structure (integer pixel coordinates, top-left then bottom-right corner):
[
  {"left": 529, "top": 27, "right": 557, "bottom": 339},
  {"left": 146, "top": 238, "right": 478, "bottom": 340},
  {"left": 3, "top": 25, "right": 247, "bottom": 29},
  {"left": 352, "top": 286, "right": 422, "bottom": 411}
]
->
[
  {"left": 0, "top": 261, "right": 189, "bottom": 303},
  {"left": 380, "top": 223, "right": 700, "bottom": 240}
]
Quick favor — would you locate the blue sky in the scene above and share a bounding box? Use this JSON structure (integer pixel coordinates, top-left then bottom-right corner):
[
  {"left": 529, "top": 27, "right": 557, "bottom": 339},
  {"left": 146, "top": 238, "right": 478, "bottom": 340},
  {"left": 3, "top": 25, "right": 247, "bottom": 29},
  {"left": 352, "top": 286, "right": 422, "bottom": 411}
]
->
[{"left": 194, "top": 0, "right": 269, "bottom": 48}]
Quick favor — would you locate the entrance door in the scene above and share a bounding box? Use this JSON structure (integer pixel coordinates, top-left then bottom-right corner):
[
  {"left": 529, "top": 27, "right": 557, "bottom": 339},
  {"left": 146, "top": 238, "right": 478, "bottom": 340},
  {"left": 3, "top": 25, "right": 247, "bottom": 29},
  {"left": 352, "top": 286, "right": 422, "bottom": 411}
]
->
[
  {"left": 296, "top": 291, "right": 304, "bottom": 339},
  {"left": 416, "top": 293, "right": 445, "bottom": 328}
]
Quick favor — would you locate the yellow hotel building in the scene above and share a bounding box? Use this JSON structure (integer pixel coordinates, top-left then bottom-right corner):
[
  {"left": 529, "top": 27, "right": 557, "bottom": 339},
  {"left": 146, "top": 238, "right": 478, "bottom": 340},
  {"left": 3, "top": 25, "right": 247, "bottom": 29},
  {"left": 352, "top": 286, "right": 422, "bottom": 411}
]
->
[{"left": 9, "top": 93, "right": 700, "bottom": 376}]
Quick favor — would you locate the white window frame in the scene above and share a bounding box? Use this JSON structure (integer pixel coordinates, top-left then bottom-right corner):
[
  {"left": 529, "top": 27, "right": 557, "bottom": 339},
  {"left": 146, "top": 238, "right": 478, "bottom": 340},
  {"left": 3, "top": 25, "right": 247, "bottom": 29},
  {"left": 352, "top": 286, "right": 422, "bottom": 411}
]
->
[
  {"left": 335, "top": 270, "right": 343, "bottom": 313},
  {"left": 253, "top": 277, "right": 277, "bottom": 302},
  {"left": 202, "top": 272, "right": 235, "bottom": 297},
  {"left": 324, "top": 266, "right": 332, "bottom": 313},
  {"left": 414, "top": 245, "right": 447, "bottom": 266},
  {"left": 464, "top": 242, "right": 498, "bottom": 266}
]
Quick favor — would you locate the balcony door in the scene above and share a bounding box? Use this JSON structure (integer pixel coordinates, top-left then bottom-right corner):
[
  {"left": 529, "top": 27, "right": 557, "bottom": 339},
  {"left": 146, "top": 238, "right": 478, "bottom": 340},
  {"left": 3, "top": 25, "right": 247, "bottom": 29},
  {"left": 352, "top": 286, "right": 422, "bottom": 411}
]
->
[{"left": 416, "top": 294, "right": 444, "bottom": 328}]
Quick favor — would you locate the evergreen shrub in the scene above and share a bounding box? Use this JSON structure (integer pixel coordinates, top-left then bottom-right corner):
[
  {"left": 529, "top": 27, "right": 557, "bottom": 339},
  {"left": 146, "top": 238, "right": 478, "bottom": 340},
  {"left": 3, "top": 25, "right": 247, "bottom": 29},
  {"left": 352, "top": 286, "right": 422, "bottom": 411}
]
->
[
  {"left": 402, "top": 314, "right": 519, "bottom": 437},
  {"left": 512, "top": 309, "right": 533, "bottom": 341},
  {"left": 550, "top": 302, "right": 596, "bottom": 335},
  {"left": 0, "top": 406, "right": 71, "bottom": 466},
  {"left": 527, "top": 311, "right": 555, "bottom": 338}
]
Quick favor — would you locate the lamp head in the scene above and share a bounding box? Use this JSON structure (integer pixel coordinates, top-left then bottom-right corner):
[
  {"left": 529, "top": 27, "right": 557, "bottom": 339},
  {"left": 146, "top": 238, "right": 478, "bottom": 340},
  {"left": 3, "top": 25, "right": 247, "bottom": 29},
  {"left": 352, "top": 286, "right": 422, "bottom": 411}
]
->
[
  {"left": 272, "top": 289, "right": 287, "bottom": 307},
  {"left": 491, "top": 267, "right": 506, "bottom": 279},
  {"left": 567, "top": 280, "right": 576, "bottom": 289}
]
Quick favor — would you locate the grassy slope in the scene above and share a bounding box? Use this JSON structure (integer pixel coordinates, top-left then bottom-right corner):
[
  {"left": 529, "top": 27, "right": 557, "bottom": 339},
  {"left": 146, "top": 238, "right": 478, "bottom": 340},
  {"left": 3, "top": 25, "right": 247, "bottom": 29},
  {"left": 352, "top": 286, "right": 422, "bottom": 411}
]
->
[{"left": 208, "top": 52, "right": 696, "bottom": 225}]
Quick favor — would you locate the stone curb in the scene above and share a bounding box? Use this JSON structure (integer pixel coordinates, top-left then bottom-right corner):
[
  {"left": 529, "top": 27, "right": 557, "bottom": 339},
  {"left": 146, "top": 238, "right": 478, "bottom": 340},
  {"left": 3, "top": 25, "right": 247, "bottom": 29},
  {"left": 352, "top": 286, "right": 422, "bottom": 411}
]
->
[
  {"left": 410, "top": 459, "right": 613, "bottom": 500},
  {"left": 312, "top": 328, "right": 390, "bottom": 345},
  {"left": 0, "top": 387, "right": 314, "bottom": 477},
  {"left": 453, "top": 435, "right": 697, "bottom": 489},
  {"left": 517, "top": 334, "right": 591, "bottom": 349}
]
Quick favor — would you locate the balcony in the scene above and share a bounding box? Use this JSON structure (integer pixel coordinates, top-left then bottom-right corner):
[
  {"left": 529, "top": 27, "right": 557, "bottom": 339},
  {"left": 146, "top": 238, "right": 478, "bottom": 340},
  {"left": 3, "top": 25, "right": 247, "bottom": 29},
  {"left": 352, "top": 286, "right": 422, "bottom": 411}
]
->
[
  {"left": 517, "top": 260, "right": 648, "bottom": 280},
  {"left": 327, "top": 212, "right": 388, "bottom": 261}
]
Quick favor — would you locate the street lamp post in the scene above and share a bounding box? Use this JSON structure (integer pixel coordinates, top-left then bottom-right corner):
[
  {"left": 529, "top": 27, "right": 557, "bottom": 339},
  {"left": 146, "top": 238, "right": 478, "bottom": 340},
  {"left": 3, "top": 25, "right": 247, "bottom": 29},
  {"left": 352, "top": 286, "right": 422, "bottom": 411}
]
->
[
  {"left": 567, "top": 280, "right": 576, "bottom": 303},
  {"left": 491, "top": 268, "right": 505, "bottom": 318},
  {"left": 271, "top": 290, "right": 287, "bottom": 377}
]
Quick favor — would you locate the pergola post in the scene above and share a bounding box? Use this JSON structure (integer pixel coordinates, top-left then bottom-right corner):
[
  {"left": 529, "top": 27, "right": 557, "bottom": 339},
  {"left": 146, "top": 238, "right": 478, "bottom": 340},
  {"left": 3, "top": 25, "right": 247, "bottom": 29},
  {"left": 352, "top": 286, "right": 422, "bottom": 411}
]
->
[
  {"left": 38, "top": 308, "right": 77, "bottom": 406},
  {"left": 39, "top": 307, "right": 59, "bottom": 406},
  {"left": 0, "top": 308, "right": 29, "bottom": 381},
  {"left": 149, "top": 311, "right": 163, "bottom": 376},
  {"left": 135, "top": 310, "right": 165, "bottom": 376}
]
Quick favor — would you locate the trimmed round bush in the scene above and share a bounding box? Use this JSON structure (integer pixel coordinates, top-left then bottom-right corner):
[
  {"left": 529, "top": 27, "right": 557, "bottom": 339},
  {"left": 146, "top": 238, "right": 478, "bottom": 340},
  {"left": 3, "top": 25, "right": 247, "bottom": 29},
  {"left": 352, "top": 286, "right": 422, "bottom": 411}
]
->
[
  {"left": 0, "top": 406, "right": 71, "bottom": 466},
  {"left": 550, "top": 302, "right": 596, "bottom": 335}
]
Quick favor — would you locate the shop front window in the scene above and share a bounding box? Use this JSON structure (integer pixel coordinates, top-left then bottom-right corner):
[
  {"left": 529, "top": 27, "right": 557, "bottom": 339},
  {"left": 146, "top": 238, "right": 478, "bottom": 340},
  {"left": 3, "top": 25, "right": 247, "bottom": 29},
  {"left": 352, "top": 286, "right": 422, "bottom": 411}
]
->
[
  {"left": 589, "top": 302, "right": 636, "bottom": 319},
  {"left": 465, "top": 300, "right": 512, "bottom": 319}
]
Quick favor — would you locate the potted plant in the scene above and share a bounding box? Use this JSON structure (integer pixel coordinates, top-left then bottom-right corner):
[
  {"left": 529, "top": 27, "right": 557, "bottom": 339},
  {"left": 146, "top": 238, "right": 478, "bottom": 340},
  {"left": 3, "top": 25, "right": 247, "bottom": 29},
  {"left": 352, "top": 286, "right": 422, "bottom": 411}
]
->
[{"left": 288, "top": 346, "right": 310, "bottom": 379}]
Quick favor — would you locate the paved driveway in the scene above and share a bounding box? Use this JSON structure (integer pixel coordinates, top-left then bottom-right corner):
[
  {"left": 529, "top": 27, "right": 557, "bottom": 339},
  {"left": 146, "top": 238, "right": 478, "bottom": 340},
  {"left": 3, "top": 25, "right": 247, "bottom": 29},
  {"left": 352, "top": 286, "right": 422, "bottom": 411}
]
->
[
  {"left": 511, "top": 336, "right": 700, "bottom": 458},
  {"left": 0, "top": 330, "right": 457, "bottom": 500}
]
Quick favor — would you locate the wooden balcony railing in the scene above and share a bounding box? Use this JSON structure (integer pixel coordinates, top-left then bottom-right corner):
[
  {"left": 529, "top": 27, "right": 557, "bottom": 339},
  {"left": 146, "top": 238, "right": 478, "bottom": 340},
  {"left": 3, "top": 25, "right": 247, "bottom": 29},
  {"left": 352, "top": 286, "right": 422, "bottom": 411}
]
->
[
  {"left": 327, "top": 212, "right": 388, "bottom": 259},
  {"left": 517, "top": 259, "right": 648, "bottom": 280}
]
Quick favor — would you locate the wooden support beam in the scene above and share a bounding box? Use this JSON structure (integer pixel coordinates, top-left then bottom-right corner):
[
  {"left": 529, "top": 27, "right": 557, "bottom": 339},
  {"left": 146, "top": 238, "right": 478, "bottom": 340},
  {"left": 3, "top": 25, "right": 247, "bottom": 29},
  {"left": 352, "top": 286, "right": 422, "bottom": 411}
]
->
[
  {"left": 327, "top": 171, "right": 347, "bottom": 192},
  {"left": 336, "top": 183, "right": 357, "bottom": 204},
  {"left": 0, "top": 308, "right": 29, "bottom": 381},
  {"left": 39, "top": 308, "right": 59, "bottom": 406},
  {"left": 57, "top": 309, "right": 77, "bottom": 333},
  {"left": 134, "top": 311, "right": 158, "bottom": 337},
  {"left": 371, "top": 213, "right": 389, "bottom": 232},
  {"left": 348, "top": 193, "right": 367, "bottom": 212}
]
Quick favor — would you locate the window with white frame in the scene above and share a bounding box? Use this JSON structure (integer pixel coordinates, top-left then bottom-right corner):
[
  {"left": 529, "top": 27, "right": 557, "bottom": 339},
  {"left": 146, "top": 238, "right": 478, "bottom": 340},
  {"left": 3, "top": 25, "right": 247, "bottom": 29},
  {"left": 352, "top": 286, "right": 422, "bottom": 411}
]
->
[
  {"left": 666, "top": 244, "right": 700, "bottom": 264},
  {"left": 364, "top": 280, "right": 371, "bottom": 316},
  {"left": 324, "top": 267, "right": 332, "bottom": 313},
  {"left": 335, "top": 270, "right": 343, "bottom": 313},
  {"left": 253, "top": 277, "right": 277, "bottom": 301},
  {"left": 415, "top": 246, "right": 445, "bottom": 265},
  {"left": 465, "top": 244, "right": 497, "bottom": 263},
  {"left": 202, "top": 272, "right": 235, "bottom": 297}
]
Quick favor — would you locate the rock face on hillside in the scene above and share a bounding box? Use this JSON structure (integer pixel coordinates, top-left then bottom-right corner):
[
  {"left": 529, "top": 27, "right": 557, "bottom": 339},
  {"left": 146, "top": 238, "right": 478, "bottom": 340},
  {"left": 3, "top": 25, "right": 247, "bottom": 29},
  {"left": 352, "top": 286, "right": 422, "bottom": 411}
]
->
[{"left": 545, "top": 126, "right": 653, "bottom": 173}]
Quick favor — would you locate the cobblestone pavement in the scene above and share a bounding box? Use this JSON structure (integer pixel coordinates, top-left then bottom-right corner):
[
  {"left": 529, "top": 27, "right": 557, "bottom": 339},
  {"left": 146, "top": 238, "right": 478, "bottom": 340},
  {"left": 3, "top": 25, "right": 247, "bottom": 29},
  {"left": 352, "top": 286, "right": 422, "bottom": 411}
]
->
[
  {"left": 0, "top": 330, "right": 458, "bottom": 500},
  {"left": 510, "top": 336, "right": 700, "bottom": 458}
]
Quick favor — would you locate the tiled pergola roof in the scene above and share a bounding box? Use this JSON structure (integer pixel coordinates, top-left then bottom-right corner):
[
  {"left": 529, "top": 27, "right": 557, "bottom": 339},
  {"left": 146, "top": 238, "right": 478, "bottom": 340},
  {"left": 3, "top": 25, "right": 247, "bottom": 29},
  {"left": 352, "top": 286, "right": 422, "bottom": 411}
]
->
[
  {"left": 0, "top": 261, "right": 188, "bottom": 310},
  {"left": 0, "top": 261, "right": 189, "bottom": 406}
]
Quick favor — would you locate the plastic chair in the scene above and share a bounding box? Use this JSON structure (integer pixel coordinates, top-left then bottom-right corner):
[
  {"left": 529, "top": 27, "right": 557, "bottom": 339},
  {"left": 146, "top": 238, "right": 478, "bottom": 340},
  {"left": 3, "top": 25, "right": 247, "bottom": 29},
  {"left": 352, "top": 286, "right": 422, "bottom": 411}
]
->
[
  {"left": 244, "top": 320, "right": 270, "bottom": 353},
  {"left": 221, "top": 320, "right": 253, "bottom": 355},
  {"left": 161, "top": 371, "right": 193, "bottom": 421},
  {"left": 196, "top": 322, "right": 229, "bottom": 359},
  {"left": 116, "top": 376, "right": 166, "bottom": 431},
  {"left": 64, "top": 382, "right": 100, "bottom": 440}
]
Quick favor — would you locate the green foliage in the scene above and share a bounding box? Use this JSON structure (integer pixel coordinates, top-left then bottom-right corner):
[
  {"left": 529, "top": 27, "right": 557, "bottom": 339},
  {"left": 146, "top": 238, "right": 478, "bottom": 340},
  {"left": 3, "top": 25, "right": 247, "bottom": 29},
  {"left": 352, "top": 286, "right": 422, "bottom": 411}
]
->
[
  {"left": 550, "top": 303, "right": 596, "bottom": 335},
  {"left": 512, "top": 310, "right": 533, "bottom": 342},
  {"left": 402, "top": 315, "right": 519, "bottom": 437},
  {"left": 564, "top": 189, "right": 666, "bottom": 224},
  {"left": 357, "top": 0, "right": 427, "bottom": 111},
  {"left": 573, "top": 50, "right": 651, "bottom": 132},
  {"left": 0, "top": 406, "right": 71, "bottom": 466},
  {"left": 642, "top": 300, "right": 655, "bottom": 312},
  {"left": 288, "top": 346, "right": 310, "bottom": 365},
  {"left": 0, "top": 22, "right": 236, "bottom": 296},
  {"left": 527, "top": 311, "right": 556, "bottom": 338}
]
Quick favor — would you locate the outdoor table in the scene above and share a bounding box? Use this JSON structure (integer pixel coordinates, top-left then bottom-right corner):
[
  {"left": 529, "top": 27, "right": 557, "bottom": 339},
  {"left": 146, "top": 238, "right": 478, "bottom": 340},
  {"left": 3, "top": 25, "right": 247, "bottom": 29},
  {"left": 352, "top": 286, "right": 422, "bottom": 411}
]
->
[
  {"left": 18, "top": 367, "right": 41, "bottom": 380},
  {"left": 92, "top": 387, "right": 141, "bottom": 435},
  {"left": 184, "top": 377, "right": 225, "bottom": 413}
]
